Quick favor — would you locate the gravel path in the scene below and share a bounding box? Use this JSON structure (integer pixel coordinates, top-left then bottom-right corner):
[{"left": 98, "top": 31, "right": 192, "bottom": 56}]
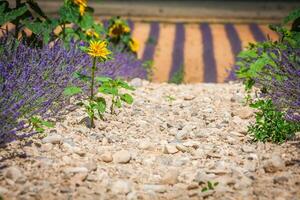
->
[{"left": 1, "top": 80, "right": 299, "bottom": 200}]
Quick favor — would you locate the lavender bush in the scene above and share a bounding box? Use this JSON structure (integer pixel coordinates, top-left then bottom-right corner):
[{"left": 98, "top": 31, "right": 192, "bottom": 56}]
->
[
  {"left": 0, "top": 35, "right": 147, "bottom": 143},
  {"left": 255, "top": 45, "right": 300, "bottom": 122},
  {"left": 0, "top": 35, "right": 88, "bottom": 143}
]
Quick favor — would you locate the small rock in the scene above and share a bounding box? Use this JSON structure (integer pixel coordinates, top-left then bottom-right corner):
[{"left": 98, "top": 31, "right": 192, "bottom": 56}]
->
[
  {"left": 163, "top": 144, "right": 179, "bottom": 154},
  {"left": 4, "top": 167, "right": 23, "bottom": 182},
  {"left": 273, "top": 176, "right": 289, "bottom": 184},
  {"left": 263, "top": 155, "right": 285, "bottom": 173},
  {"left": 160, "top": 169, "right": 179, "bottom": 185},
  {"left": 73, "top": 147, "right": 86, "bottom": 157},
  {"left": 102, "top": 137, "right": 109, "bottom": 145},
  {"left": 176, "top": 144, "right": 188, "bottom": 152},
  {"left": 233, "top": 107, "right": 253, "bottom": 119},
  {"left": 143, "top": 184, "right": 167, "bottom": 193},
  {"left": 138, "top": 141, "right": 151, "bottom": 150},
  {"left": 187, "top": 182, "right": 199, "bottom": 190},
  {"left": 113, "top": 150, "right": 131, "bottom": 164},
  {"left": 111, "top": 180, "right": 132, "bottom": 194},
  {"left": 182, "top": 141, "right": 199, "bottom": 149},
  {"left": 42, "top": 134, "right": 62, "bottom": 144},
  {"left": 64, "top": 167, "right": 89, "bottom": 174},
  {"left": 130, "top": 78, "right": 143, "bottom": 87},
  {"left": 101, "top": 152, "right": 113, "bottom": 163},
  {"left": 184, "top": 95, "right": 195, "bottom": 101},
  {"left": 241, "top": 145, "right": 255, "bottom": 153},
  {"left": 40, "top": 143, "right": 53, "bottom": 152}
]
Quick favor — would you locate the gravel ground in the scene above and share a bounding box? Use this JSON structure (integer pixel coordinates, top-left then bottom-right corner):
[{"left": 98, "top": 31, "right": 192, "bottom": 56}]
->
[{"left": 0, "top": 80, "right": 299, "bottom": 200}]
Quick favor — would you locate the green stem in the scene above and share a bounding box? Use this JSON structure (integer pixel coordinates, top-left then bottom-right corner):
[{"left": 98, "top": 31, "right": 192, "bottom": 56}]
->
[
  {"left": 90, "top": 57, "right": 97, "bottom": 128},
  {"left": 62, "top": 23, "right": 65, "bottom": 41},
  {"left": 111, "top": 95, "right": 115, "bottom": 114}
]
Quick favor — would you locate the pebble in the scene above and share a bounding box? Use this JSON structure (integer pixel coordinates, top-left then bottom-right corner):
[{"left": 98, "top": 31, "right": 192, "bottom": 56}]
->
[
  {"left": 233, "top": 107, "right": 253, "bottom": 119},
  {"left": 113, "top": 150, "right": 131, "bottom": 164},
  {"left": 42, "top": 134, "right": 62, "bottom": 144},
  {"left": 111, "top": 180, "right": 132, "bottom": 195},
  {"left": 163, "top": 144, "right": 179, "bottom": 154},
  {"left": 130, "top": 78, "right": 143, "bottom": 87},
  {"left": 263, "top": 155, "right": 285, "bottom": 173},
  {"left": 40, "top": 143, "right": 53, "bottom": 152},
  {"left": 160, "top": 169, "right": 179, "bottom": 185},
  {"left": 101, "top": 152, "right": 113, "bottom": 163},
  {"left": 64, "top": 167, "right": 89, "bottom": 174},
  {"left": 138, "top": 140, "right": 151, "bottom": 150},
  {"left": 143, "top": 184, "right": 167, "bottom": 193},
  {"left": 4, "top": 167, "right": 23, "bottom": 182}
]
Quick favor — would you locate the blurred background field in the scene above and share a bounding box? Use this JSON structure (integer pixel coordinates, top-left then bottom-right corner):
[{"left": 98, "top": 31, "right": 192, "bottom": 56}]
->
[{"left": 5, "top": 0, "right": 300, "bottom": 83}]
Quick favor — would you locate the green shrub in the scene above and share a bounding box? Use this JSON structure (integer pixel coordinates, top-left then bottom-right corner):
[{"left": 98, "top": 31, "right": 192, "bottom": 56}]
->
[{"left": 248, "top": 99, "right": 300, "bottom": 143}]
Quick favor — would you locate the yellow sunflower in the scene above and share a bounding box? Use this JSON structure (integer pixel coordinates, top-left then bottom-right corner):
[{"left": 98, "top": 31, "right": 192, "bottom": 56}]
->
[
  {"left": 108, "top": 22, "right": 130, "bottom": 38},
  {"left": 73, "top": 0, "right": 87, "bottom": 16},
  {"left": 87, "top": 40, "right": 111, "bottom": 59},
  {"left": 86, "top": 29, "right": 99, "bottom": 39},
  {"left": 129, "top": 38, "right": 139, "bottom": 53}
]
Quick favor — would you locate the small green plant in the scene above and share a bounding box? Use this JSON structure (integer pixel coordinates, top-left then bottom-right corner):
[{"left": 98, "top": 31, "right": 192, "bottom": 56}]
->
[
  {"left": 142, "top": 60, "right": 154, "bottom": 81},
  {"left": 248, "top": 99, "right": 300, "bottom": 143},
  {"left": 169, "top": 65, "right": 184, "bottom": 84},
  {"left": 29, "top": 116, "right": 54, "bottom": 133},
  {"left": 165, "top": 95, "right": 176, "bottom": 103},
  {"left": 64, "top": 40, "right": 111, "bottom": 128},
  {"left": 98, "top": 78, "right": 134, "bottom": 114},
  {"left": 201, "top": 181, "right": 219, "bottom": 192},
  {"left": 64, "top": 40, "right": 134, "bottom": 128}
]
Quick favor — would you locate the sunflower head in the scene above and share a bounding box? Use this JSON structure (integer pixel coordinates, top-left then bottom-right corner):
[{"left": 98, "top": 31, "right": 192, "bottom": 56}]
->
[
  {"left": 108, "top": 21, "right": 130, "bottom": 38},
  {"left": 129, "top": 38, "right": 139, "bottom": 53},
  {"left": 87, "top": 40, "right": 111, "bottom": 60},
  {"left": 73, "top": 0, "right": 87, "bottom": 16}
]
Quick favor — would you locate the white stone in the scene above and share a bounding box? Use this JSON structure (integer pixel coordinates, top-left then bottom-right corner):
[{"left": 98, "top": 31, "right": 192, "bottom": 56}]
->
[
  {"left": 163, "top": 144, "right": 179, "bottom": 154},
  {"left": 101, "top": 152, "right": 113, "bottom": 163},
  {"left": 143, "top": 184, "right": 167, "bottom": 193},
  {"left": 42, "top": 134, "right": 62, "bottom": 144},
  {"left": 64, "top": 167, "right": 89, "bottom": 174},
  {"left": 111, "top": 180, "right": 132, "bottom": 194},
  {"left": 113, "top": 150, "right": 131, "bottom": 164}
]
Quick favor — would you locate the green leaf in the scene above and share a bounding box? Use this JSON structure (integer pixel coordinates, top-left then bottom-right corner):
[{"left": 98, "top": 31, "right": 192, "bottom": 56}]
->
[
  {"left": 120, "top": 93, "right": 133, "bottom": 104},
  {"left": 0, "top": 5, "right": 27, "bottom": 25},
  {"left": 59, "top": 4, "right": 79, "bottom": 23},
  {"left": 63, "top": 86, "right": 82, "bottom": 96},
  {"left": 201, "top": 187, "right": 208, "bottom": 192},
  {"left": 116, "top": 79, "right": 135, "bottom": 90},
  {"left": 283, "top": 8, "right": 300, "bottom": 24},
  {"left": 41, "top": 120, "right": 54, "bottom": 128},
  {"left": 115, "top": 98, "right": 122, "bottom": 108},
  {"left": 78, "top": 13, "right": 94, "bottom": 29},
  {"left": 95, "top": 76, "right": 112, "bottom": 83},
  {"left": 99, "top": 85, "right": 118, "bottom": 95},
  {"left": 207, "top": 181, "right": 213, "bottom": 190},
  {"left": 74, "top": 72, "right": 91, "bottom": 82},
  {"left": 30, "top": 116, "right": 41, "bottom": 124},
  {"left": 214, "top": 182, "right": 219, "bottom": 186},
  {"left": 237, "top": 49, "right": 257, "bottom": 59},
  {"left": 35, "top": 127, "right": 45, "bottom": 133},
  {"left": 95, "top": 97, "right": 106, "bottom": 113}
]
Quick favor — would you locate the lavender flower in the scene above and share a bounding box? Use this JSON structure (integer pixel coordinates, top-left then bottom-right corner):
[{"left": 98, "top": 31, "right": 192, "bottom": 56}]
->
[{"left": 255, "top": 45, "right": 300, "bottom": 122}]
